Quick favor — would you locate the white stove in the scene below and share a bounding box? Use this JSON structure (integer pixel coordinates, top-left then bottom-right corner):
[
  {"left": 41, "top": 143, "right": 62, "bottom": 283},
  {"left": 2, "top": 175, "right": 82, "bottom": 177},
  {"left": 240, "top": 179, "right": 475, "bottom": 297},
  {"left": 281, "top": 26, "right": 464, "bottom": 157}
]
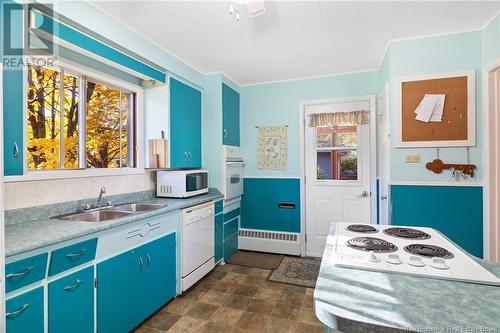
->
[{"left": 330, "top": 223, "right": 500, "bottom": 286}]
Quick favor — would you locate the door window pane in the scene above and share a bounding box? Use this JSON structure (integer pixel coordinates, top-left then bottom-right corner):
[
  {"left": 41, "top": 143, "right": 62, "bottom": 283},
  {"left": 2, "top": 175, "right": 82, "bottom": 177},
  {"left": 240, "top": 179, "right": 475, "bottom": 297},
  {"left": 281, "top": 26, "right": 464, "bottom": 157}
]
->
[{"left": 316, "top": 124, "right": 358, "bottom": 181}]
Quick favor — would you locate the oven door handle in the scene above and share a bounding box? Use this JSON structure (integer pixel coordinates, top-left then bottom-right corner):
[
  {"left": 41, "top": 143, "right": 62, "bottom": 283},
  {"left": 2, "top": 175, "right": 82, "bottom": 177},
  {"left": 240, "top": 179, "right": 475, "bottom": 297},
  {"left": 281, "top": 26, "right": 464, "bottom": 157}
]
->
[{"left": 226, "top": 162, "right": 245, "bottom": 166}]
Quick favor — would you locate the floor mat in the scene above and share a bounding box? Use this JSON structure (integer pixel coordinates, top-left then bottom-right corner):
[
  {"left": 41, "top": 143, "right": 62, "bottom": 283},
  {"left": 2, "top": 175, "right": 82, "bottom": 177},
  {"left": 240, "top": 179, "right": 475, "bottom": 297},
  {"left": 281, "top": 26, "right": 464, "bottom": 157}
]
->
[
  {"left": 268, "top": 256, "right": 321, "bottom": 288},
  {"left": 227, "top": 250, "right": 284, "bottom": 270}
]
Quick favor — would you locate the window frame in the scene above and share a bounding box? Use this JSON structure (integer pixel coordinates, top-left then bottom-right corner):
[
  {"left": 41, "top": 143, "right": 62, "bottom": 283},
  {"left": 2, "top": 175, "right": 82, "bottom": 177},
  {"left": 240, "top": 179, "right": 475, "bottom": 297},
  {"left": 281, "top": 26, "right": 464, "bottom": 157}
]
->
[{"left": 5, "top": 58, "right": 144, "bottom": 182}]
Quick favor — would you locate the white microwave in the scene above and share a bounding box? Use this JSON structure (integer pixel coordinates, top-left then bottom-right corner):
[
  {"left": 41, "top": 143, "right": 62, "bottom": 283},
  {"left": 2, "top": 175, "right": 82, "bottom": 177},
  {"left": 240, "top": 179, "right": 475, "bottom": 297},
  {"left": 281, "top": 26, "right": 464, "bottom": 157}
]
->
[{"left": 157, "top": 170, "right": 209, "bottom": 198}]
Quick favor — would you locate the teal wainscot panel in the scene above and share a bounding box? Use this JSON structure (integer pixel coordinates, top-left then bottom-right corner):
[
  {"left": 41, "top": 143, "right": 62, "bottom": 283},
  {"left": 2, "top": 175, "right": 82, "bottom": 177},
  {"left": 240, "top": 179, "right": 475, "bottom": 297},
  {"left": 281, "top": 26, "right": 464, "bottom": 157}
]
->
[
  {"left": 241, "top": 178, "right": 300, "bottom": 233},
  {"left": 391, "top": 185, "right": 483, "bottom": 258}
]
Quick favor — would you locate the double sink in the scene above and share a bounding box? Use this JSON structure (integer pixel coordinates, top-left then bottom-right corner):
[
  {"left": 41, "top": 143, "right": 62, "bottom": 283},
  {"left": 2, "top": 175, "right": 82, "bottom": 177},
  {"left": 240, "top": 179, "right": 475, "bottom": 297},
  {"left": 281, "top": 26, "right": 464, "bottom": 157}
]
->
[{"left": 55, "top": 203, "right": 167, "bottom": 223}]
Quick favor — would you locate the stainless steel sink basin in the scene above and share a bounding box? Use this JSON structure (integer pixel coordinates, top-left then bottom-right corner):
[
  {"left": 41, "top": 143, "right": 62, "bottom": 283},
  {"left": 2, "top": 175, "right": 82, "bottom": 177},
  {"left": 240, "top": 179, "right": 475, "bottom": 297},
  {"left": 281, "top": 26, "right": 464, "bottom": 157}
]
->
[
  {"left": 108, "top": 203, "right": 166, "bottom": 213},
  {"left": 59, "top": 210, "right": 133, "bottom": 222}
]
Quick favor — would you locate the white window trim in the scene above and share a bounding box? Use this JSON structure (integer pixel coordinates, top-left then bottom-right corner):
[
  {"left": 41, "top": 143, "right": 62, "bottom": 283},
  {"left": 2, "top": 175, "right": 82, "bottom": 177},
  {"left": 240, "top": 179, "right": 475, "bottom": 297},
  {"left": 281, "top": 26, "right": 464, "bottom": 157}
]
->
[{"left": 5, "top": 57, "right": 145, "bottom": 183}]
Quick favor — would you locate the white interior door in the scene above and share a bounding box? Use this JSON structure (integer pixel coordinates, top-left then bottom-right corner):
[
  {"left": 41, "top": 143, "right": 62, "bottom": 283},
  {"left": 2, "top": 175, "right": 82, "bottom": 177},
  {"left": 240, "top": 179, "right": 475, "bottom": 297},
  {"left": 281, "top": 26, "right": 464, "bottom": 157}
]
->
[
  {"left": 379, "top": 85, "right": 391, "bottom": 225},
  {"left": 304, "top": 100, "right": 373, "bottom": 257}
]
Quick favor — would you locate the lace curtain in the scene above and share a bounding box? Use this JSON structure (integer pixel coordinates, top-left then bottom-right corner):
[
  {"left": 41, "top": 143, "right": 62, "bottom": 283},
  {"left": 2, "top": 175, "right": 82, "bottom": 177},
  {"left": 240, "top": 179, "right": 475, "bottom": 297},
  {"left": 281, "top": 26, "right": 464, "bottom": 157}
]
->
[{"left": 308, "top": 110, "right": 369, "bottom": 127}]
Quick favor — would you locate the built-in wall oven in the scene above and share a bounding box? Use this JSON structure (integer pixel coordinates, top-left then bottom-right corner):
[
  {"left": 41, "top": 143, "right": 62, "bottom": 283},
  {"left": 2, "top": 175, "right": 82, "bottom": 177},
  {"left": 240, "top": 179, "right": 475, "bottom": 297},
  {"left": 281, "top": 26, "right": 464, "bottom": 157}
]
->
[{"left": 223, "top": 146, "right": 244, "bottom": 201}]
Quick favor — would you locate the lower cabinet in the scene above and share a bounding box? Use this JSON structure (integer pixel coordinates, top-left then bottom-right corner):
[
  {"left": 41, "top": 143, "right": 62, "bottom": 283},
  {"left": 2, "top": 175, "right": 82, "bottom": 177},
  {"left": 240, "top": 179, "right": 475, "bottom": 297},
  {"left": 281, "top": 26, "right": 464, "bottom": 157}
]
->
[
  {"left": 97, "top": 232, "right": 177, "bottom": 333},
  {"left": 48, "top": 266, "right": 94, "bottom": 333},
  {"left": 215, "top": 213, "right": 223, "bottom": 263},
  {"left": 224, "top": 233, "right": 238, "bottom": 262},
  {"left": 6, "top": 287, "right": 44, "bottom": 333}
]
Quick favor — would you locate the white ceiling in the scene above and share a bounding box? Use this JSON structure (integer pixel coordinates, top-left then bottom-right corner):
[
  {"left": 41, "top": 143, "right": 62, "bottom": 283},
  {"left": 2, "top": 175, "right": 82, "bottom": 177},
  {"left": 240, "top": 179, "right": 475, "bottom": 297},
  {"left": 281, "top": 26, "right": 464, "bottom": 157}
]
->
[{"left": 89, "top": 1, "right": 500, "bottom": 85}]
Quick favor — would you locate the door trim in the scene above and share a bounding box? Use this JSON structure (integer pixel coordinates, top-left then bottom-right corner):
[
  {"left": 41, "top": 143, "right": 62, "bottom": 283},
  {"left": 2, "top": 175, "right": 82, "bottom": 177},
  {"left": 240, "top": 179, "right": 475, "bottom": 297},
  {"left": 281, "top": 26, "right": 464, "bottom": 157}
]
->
[
  {"left": 299, "top": 95, "right": 377, "bottom": 257},
  {"left": 484, "top": 58, "right": 500, "bottom": 262},
  {"left": 379, "top": 83, "right": 391, "bottom": 225}
]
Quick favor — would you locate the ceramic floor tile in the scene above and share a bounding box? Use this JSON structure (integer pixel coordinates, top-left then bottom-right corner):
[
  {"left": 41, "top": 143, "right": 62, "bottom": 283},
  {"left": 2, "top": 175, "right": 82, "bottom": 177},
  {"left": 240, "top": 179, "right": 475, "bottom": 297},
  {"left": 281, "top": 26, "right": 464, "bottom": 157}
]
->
[
  {"left": 182, "top": 286, "right": 208, "bottom": 300},
  {"left": 200, "top": 321, "right": 233, "bottom": 333},
  {"left": 213, "top": 280, "right": 240, "bottom": 293},
  {"left": 241, "top": 274, "right": 266, "bottom": 286},
  {"left": 235, "top": 311, "right": 269, "bottom": 331},
  {"left": 223, "top": 294, "right": 253, "bottom": 310},
  {"left": 233, "top": 284, "right": 259, "bottom": 297},
  {"left": 222, "top": 272, "right": 246, "bottom": 283},
  {"left": 197, "top": 277, "right": 220, "bottom": 290},
  {"left": 271, "top": 303, "right": 301, "bottom": 320},
  {"left": 200, "top": 290, "right": 231, "bottom": 306},
  {"left": 298, "top": 306, "right": 323, "bottom": 326},
  {"left": 278, "top": 290, "right": 305, "bottom": 306},
  {"left": 185, "top": 302, "right": 219, "bottom": 320},
  {"left": 254, "top": 289, "right": 282, "bottom": 303},
  {"left": 134, "top": 326, "right": 161, "bottom": 333},
  {"left": 284, "top": 285, "right": 307, "bottom": 294},
  {"left": 162, "top": 298, "right": 197, "bottom": 315},
  {"left": 231, "top": 265, "right": 253, "bottom": 274},
  {"left": 246, "top": 298, "right": 276, "bottom": 315},
  {"left": 209, "top": 307, "right": 243, "bottom": 327},
  {"left": 142, "top": 311, "right": 181, "bottom": 331},
  {"left": 294, "top": 322, "right": 324, "bottom": 333},
  {"left": 167, "top": 316, "right": 206, "bottom": 333},
  {"left": 302, "top": 293, "right": 314, "bottom": 308},
  {"left": 261, "top": 281, "right": 285, "bottom": 294},
  {"left": 215, "top": 264, "right": 234, "bottom": 273},
  {"left": 264, "top": 316, "right": 296, "bottom": 333}
]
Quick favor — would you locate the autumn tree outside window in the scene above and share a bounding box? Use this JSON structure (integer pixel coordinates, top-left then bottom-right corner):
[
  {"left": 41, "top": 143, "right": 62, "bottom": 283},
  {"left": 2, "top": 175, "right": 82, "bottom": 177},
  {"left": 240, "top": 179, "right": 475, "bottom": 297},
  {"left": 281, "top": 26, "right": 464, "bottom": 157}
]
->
[{"left": 27, "top": 63, "right": 136, "bottom": 170}]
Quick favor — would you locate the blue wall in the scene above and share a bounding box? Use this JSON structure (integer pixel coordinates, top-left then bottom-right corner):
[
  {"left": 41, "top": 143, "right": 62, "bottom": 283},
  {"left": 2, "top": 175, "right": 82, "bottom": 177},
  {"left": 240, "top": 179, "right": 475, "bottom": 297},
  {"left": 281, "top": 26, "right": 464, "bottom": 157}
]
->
[
  {"left": 241, "top": 178, "right": 300, "bottom": 233},
  {"left": 391, "top": 185, "right": 483, "bottom": 258}
]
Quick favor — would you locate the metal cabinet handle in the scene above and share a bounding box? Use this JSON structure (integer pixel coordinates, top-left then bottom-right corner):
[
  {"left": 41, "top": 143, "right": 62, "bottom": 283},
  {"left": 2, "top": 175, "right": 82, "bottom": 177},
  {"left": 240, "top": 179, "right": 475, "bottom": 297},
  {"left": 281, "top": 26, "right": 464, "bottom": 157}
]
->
[
  {"left": 6, "top": 267, "right": 34, "bottom": 279},
  {"left": 66, "top": 249, "right": 86, "bottom": 259},
  {"left": 63, "top": 279, "right": 81, "bottom": 291},
  {"left": 138, "top": 257, "right": 144, "bottom": 272},
  {"left": 6, "top": 304, "right": 30, "bottom": 318},
  {"left": 184, "top": 151, "right": 188, "bottom": 161},
  {"left": 188, "top": 152, "right": 192, "bottom": 161},
  {"left": 223, "top": 129, "right": 228, "bottom": 138},
  {"left": 146, "top": 253, "right": 152, "bottom": 267},
  {"left": 13, "top": 142, "right": 19, "bottom": 160}
]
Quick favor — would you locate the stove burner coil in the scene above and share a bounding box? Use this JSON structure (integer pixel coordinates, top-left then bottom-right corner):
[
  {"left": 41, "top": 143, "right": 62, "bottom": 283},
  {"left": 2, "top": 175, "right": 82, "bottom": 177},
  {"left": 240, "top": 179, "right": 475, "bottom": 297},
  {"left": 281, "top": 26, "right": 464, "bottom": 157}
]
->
[
  {"left": 404, "top": 244, "right": 454, "bottom": 259},
  {"left": 346, "top": 224, "right": 378, "bottom": 233},
  {"left": 347, "top": 237, "right": 398, "bottom": 253},
  {"left": 383, "top": 227, "right": 431, "bottom": 240}
]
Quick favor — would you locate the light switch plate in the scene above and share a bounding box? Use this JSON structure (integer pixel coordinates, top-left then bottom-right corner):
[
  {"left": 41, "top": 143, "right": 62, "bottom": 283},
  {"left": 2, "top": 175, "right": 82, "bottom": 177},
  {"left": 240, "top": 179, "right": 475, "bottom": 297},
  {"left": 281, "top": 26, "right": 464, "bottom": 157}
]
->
[{"left": 406, "top": 154, "right": 421, "bottom": 163}]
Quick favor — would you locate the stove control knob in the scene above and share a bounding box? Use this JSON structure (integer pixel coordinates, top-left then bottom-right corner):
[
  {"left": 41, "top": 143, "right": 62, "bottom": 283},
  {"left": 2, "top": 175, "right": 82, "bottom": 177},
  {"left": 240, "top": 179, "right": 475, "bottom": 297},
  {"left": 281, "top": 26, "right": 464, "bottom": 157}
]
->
[
  {"left": 408, "top": 256, "right": 425, "bottom": 267},
  {"left": 430, "top": 257, "right": 449, "bottom": 270},
  {"left": 367, "top": 251, "right": 380, "bottom": 262},
  {"left": 386, "top": 254, "right": 402, "bottom": 265}
]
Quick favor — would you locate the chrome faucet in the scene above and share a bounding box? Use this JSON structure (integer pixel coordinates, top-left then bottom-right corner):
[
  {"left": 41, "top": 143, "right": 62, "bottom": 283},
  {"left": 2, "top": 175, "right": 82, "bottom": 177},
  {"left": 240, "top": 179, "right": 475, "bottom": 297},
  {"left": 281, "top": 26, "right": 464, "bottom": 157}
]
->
[{"left": 96, "top": 186, "right": 107, "bottom": 208}]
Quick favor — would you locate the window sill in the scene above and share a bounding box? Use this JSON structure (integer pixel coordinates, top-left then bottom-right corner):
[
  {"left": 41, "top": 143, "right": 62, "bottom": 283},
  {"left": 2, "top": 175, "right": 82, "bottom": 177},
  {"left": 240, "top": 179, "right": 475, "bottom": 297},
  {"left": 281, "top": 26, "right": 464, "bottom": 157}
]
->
[{"left": 4, "top": 168, "right": 147, "bottom": 183}]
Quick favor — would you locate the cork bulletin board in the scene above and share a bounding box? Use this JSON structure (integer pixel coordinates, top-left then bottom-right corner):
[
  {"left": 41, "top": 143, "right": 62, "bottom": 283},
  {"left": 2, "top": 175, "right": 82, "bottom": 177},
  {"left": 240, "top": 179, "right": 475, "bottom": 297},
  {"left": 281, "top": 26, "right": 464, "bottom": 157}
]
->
[{"left": 396, "top": 71, "right": 476, "bottom": 147}]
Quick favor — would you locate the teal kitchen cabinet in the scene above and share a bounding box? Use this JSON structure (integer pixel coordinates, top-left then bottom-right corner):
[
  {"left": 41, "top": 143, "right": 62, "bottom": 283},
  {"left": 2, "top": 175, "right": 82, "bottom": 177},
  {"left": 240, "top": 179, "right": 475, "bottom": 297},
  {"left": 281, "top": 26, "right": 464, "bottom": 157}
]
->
[
  {"left": 48, "top": 238, "right": 98, "bottom": 276},
  {"left": 222, "top": 83, "right": 240, "bottom": 147},
  {"left": 5, "top": 253, "right": 48, "bottom": 293},
  {"left": 223, "top": 207, "right": 240, "bottom": 262},
  {"left": 48, "top": 266, "right": 94, "bottom": 333},
  {"left": 97, "top": 233, "right": 177, "bottom": 333},
  {"left": 3, "top": 2, "right": 24, "bottom": 176},
  {"left": 6, "top": 287, "right": 44, "bottom": 333},
  {"left": 215, "top": 213, "right": 223, "bottom": 263},
  {"left": 170, "top": 78, "right": 202, "bottom": 168}
]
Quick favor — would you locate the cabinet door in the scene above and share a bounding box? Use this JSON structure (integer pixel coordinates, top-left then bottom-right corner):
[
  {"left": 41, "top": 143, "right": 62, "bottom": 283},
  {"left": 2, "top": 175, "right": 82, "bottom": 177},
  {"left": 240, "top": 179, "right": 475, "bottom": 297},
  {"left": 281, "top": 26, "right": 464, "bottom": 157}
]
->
[
  {"left": 97, "top": 248, "right": 142, "bottom": 333},
  {"left": 6, "top": 287, "right": 44, "bottom": 333},
  {"left": 222, "top": 84, "right": 240, "bottom": 147},
  {"left": 215, "top": 214, "right": 223, "bottom": 263},
  {"left": 48, "top": 266, "right": 94, "bottom": 333},
  {"left": 3, "top": 2, "right": 24, "bottom": 176},
  {"left": 170, "top": 78, "right": 202, "bottom": 168},
  {"left": 140, "top": 233, "right": 177, "bottom": 319}
]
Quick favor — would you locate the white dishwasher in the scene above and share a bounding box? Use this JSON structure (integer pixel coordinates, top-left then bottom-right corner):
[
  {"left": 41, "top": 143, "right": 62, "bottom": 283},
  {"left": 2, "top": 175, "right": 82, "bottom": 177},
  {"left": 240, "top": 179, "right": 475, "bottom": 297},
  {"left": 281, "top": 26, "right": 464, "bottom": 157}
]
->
[{"left": 181, "top": 201, "right": 215, "bottom": 291}]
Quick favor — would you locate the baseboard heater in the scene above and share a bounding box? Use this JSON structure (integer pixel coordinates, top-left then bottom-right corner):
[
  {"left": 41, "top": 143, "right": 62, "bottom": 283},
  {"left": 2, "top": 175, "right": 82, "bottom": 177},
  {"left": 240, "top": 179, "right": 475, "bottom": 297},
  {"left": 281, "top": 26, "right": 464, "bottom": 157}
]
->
[{"left": 238, "top": 228, "right": 301, "bottom": 256}]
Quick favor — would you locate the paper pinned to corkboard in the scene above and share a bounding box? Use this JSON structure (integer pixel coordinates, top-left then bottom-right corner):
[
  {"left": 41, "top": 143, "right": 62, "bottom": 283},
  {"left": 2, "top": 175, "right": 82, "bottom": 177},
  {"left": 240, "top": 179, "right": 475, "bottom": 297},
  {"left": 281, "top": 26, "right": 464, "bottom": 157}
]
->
[{"left": 257, "top": 126, "right": 287, "bottom": 170}]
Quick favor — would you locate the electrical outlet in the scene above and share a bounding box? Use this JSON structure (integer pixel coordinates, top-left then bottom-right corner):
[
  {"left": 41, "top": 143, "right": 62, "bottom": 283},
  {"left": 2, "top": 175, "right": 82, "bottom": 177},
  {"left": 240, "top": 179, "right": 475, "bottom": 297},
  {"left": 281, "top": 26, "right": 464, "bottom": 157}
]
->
[{"left": 406, "top": 154, "right": 421, "bottom": 163}]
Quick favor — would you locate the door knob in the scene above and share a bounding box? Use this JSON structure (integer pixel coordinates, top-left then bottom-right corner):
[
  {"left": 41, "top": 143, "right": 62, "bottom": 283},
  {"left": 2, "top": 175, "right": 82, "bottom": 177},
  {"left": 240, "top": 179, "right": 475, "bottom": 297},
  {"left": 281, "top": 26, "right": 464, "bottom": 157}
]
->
[
  {"left": 357, "top": 191, "right": 369, "bottom": 199},
  {"left": 381, "top": 194, "right": 388, "bottom": 200}
]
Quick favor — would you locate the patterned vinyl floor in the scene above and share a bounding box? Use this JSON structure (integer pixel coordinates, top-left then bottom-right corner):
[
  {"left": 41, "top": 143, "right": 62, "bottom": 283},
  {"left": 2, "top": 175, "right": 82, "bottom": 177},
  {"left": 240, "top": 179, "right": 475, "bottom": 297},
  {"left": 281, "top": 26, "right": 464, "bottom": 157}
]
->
[{"left": 134, "top": 263, "right": 325, "bottom": 332}]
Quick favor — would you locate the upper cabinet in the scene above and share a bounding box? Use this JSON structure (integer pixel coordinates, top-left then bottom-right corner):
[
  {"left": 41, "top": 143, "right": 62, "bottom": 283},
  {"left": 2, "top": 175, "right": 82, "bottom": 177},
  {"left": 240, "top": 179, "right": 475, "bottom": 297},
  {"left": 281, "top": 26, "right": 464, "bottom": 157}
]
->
[
  {"left": 222, "top": 83, "right": 240, "bottom": 147},
  {"left": 170, "top": 78, "right": 202, "bottom": 169}
]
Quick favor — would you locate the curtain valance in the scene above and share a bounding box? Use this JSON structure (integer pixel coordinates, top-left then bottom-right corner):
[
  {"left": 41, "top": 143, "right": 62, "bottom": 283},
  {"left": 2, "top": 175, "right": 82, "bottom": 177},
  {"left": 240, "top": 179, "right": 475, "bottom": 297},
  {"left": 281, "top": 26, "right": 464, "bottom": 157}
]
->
[{"left": 308, "top": 110, "right": 369, "bottom": 127}]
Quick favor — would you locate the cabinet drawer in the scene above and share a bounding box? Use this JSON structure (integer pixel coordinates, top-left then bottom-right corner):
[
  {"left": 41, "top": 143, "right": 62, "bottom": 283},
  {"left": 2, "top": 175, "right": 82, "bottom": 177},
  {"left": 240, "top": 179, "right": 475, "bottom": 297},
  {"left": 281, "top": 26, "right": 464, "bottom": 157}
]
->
[
  {"left": 49, "top": 266, "right": 94, "bottom": 333},
  {"left": 214, "top": 200, "right": 223, "bottom": 215},
  {"left": 49, "top": 238, "right": 98, "bottom": 276},
  {"left": 6, "top": 287, "right": 44, "bottom": 333},
  {"left": 5, "top": 253, "right": 48, "bottom": 293},
  {"left": 224, "top": 218, "right": 239, "bottom": 240},
  {"left": 224, "top": 208, "right": 240, "bottom": 223},
  {"left": 223, "top": 233, "right": 238, "bottom": 262}
]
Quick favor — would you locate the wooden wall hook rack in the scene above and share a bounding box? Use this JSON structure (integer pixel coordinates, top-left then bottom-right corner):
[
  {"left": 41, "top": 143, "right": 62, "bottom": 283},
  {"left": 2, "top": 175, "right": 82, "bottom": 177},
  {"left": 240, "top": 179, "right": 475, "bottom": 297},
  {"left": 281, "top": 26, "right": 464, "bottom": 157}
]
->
[{"left": 426, "top": 159, "right": 476, "bottom": 176}]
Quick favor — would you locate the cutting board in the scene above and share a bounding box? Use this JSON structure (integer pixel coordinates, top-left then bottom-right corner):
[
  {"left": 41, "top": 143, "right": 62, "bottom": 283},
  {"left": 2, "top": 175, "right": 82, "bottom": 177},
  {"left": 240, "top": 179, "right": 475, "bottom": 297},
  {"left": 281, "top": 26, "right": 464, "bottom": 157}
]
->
[{"left": 149, "top": 139, "right": 168, "bottom": 168}]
